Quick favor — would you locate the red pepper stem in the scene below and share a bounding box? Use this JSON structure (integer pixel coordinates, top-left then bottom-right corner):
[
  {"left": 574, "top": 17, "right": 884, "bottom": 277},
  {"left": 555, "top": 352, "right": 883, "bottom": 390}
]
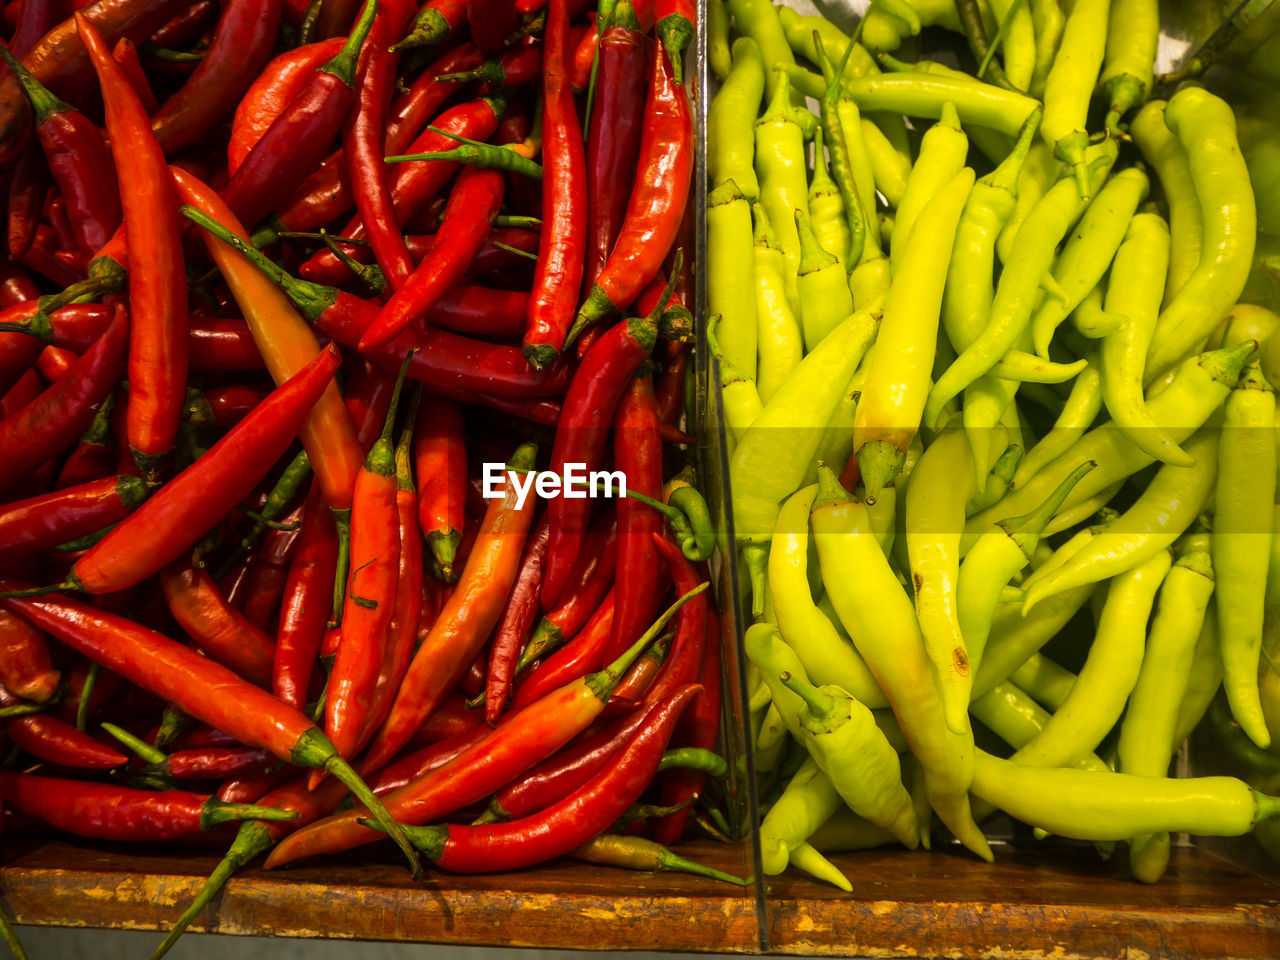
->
[
  {"left": 998, "top": 459, "right": 1098, "bottom": 543},
  {"left": 151, "top": 822, "right": 272, "bottom": 960},
  {"left": 101, "top": 722, "right": 168, "bottom": 765},
  {"left": 357, "top": 818, "right": 447, "bottom": 859},
  {"left": 319, "top": 0, "right": 380, "bottom": 88},
  {"left": 397, "top": 390, "right": 421, "bottom": 493},
  {"left": 586, "top": 581, "right": 709, "bottom": 699},
  {"left": 330, "top": 508, "right": 353, "bottom": 627},
  {"left": 0, "top": 43, "right": 71, "bottom": 123},
  {"left": 656, "top": 17, "right": 692, "bottom": 86},
  {"left": 647, "top": 250, "right": 682, "bottom": 323},
  {"left": 199, "top": 798, "right": 300, "bottom": 830},
  {"left": 0, "top": 907, "right": 28, "bottom": 960},
  {"left": 365, "top": 352, "right": 416, "bottom": 479},
  {"left": 0, "top": 703, "right": 46, "bottom": 719},
  {"left": 76, "top": 662, "right": 101, "bottom": 731},
  {"left": 289, "top": 728, "right": 422, "bottom": 877}
]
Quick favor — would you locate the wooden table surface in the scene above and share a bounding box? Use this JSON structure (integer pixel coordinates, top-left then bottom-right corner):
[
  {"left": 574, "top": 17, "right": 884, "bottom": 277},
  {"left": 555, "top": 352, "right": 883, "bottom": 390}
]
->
[{"left": 1, "top": 837, "right": 1276, "bottom": 957}]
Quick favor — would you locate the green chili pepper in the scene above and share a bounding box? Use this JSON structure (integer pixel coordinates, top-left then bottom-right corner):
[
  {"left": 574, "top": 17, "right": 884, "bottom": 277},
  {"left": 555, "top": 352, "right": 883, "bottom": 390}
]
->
[
  {"left": 889, "top": 103, "right": 967, "bottom": 275},
  {"left": 707, "top": 180, "right": 758, "bottom": 378},
  {"left": 995, "top": 139, "right": 1060, "bottom": 266},
  {"left": 972, "top": 750, "right": 1280, "bottom": 842},
  {"left": 812, "top": 468, "right": 992, "bottom": 861},
  {"left": 1146, "top": 88, "right": 1258, "bottom": 383},
  {"left": 751, "top": 202, "right": 804, "bottom": 405},
  {"left": 1130, "top": 100, "right": 1202, "bottom": 307},
  {"left": 966, "top": 442, "right": 1024, "bottom": 515},
  {"left": 709, "top": 38, "right": 765, "bottom": 203},
  {"left": 1116, "top": 549, "right": 1214, "bottom": 883},
  {"left": 1020, "top": 429, "right": 1217, "bottom": 612},
  {"left": 707, "top": 316, "right": 763, "bottom": 447},
  {"left": 954, "top": 0, "right": 1015, "bottom": 91},
  {"left": 807, "top": 127, "right": 852, "bottom": 266},
  {"left": 730, "top": 295, "right": 884, "bottom": 616},
  {"left": 1029, "top": 167, "right": 1151, "bottom": 358},
  {"left": 840, "top": 72, "right": 1040, "bottom": 137},
  {"left": 1008, "top": 652, "right": 1077, "bottom": 712},
  {"left": 971, "top": 582, "right": 1097, "bottom": 700},
  {"left": 807, "top": 808, "right": 896, "bottom": 853},
  {"left": 707, "top": 0, "right": 732, "bottom": 81},
  {"left": 1040, "top": 0, "right": 1109, "bottom": 197},
  {"left": 812, "top": 35, "right": 872, "bottom": 279},
  {"left": 725, "top": 0, "right": 797, "bottom": 104},
  {"left": 971, "top": 682, "right": 1109, "bottom": 772},
  {"left": 758, "top": 754, "right": 844, "bottom": 874},
  {"left": 1027, "top": 0, "right": 1063, "bottom": 97},
  {"left": 854, "top": 168, "right": 975, "bottom": 502},
  {"left": 1215, "top": 362, "right": 1277, "bottom": 749},
  {"left": 795, "top": 209, "right": 854, "bottom": 350},
  {"left": 781, "top": 671, "right": 918, "bottom": 848},
  {"left": 755, "top": 67, "right": 810, "bottom": 306},
  {"left": 1012, "top": 361, "right": 1102, "bottom": 490},
  {"left": 1099, "top": 0, "right": 1158, "bottom": 134}
]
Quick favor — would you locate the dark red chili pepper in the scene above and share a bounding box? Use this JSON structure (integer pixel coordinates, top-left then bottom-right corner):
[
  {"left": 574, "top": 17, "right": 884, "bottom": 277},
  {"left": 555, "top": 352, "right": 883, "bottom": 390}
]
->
[
  {"left": 9, "top": 0, "right": 63, "bottom": 58},
  {"left": 19, "top": 223, "right": 86, "bottom": 287},
  {"left": 188, "top": 316, "right": 263, "bottom": 371},
  {"left": 220, "top": 0, "right": 378, "bottom": 228},
  {"left": 402, "top": 690, "right": 484, "bottom": 751},
  {"left": 0, "top": 475, "right": 148, "bottom": 560},
  {"left": 369, "top": 724, "right": 492, "bottom": 794},
  {"left": 517, "top": 513, "right": 618, "bottom": 671},
  {"left": 394, "top": 0, "right": 470, "bottom": 50},
  {"left": 274, "top": 480, "right": 337, "bottom": 710},
  {"left": 414, "top": 393, "right": 467, "bottom": 581},
  {"left": 57, "top": 654, "right": 122, "bottom": 727},
  {"left": 584, "top": 1, "right": 645, "bottom": 290},
  {"left": 55, "top": 393, "right": 116, "bottom": 488},
  {"left": 216, "top": 764, "right": 293, "bottom": 805},
  {"left": 468, "top": 0, "right": 519, "bottom": 52},
  {"left": 315, "top": 0, "right": 362, "bottom": 37},
  {"left": 654, "top": 0, "right": 693, "bottom": 84},
  {"left": 610, "top": 630, "right": 671, "bottom": 705},
  {"left": 204, "top": 384, "right": 268, "bottom": 431},
  {"left": 147, "top": 0, "right": 218, "bottom": 50},
  {"left": 6, "top": 146, "right": 45, "bottom": 260},
  {"left": 366, "top": 684, "right": 700, "bottom": 871},
  {"left": 183, "top": 205, "right": 570, "bottom": 400},
  {"left": 569, "top": 14, "right": 598, "bottom": 92},
  {"left": 541, "top": 312, "right": 658, "bottom": 607},
  {"left": 1, "top": 369, "right": 43, "bottom": 421},
  {"left": 158, "top": 746, "right": 275, "bottom": 781},
  {"left": 0, "top": 684, "right": 127, "bottom": 769},
  {"left": 12, "top": 343, "right": 338, "bottom": 597},
  {"left": 266, "top": 628, "right": 661, "bottom": 866},
  {"left": 651, "top": 606, "right": 721, "bottom": 844},
  {"left": 515, "top": 590, "right": 616, "bottom": 708},
  {"left": 0, "top": 607, "right": 58, "bottom": 703},
  {"left": 608, "top": 375, "right": 665, "bottom": 662},
  {"left": 0, "top": 306, "right": 126, "bottom": 499},
  {"left": 151, "top": 0, "right": 283, "bottom": 155},
  {"left": 0, "top": 583, "right": 420, "bottom": 868},
  {"left": 240, "top": 502, "right": 302, "bottom": 631},
  {"left": 641, "top": 536, "right": 706, "bottom": 707},
  {"left": 654, "top": 339, "right": 688, "bottom": 425},
  {"left": 297, "top": 94, "right": 506, "bottom": 284},
  {"left": 572, "top": 46, "right": 692, "bottom": 339},
  {"left": 0, "top": 301, "right": 111, "bottom": 351},
  {"left": 360, "top": 168, "right": 506, "bottom": 351},
  {"left": 521, "top": 0, "right": 586, "bottom": 369},
  {"left": 110, "top": 37, "right": 157, "bottom": 113},
  {"left": 324, "top": 363, "right": 409, "bottom": 765},
  {"left": 80, "top": 12, "right": 188, "bottom": 480},
  {"left": 438, "top": 43, "right": 543, "bottom": 90},
  {"left": 357, "top": 442, "right": 539, "bottom": 776},
  {"left": 0, "top": 771, "right": 298, "bottom": 840},
  {"left": 487, "top": 512, "right": 552, "bottom": 723},
  {"left": 0, "top": 262, "right": 41, "bottom": 397},
  {"left": 160, "top": 557, "right": 276, "bottom": 688},
  {"left": 345, "top": 0, "right": 415, "bottom": 292},
  {"left": 228, "top": 38, "right": 345, "bottom": 176}
]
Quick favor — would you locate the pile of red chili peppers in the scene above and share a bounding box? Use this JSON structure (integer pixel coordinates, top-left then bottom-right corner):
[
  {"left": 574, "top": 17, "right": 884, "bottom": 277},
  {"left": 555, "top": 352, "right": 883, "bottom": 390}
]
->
[{"left": 0, "top": 0, "right": 724, "bottom": 953}]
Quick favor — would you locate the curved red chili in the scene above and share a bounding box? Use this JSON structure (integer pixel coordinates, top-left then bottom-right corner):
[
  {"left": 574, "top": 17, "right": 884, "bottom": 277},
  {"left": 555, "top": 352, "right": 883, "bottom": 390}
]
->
[
  {"left": 0, "top": 474, "right": 148, "bottom": 560},
  {"left": 414, "top": 394, "right": 467, "bottom": 580},
  {"left": 640, "top": 536, "right": 706, "bottom": 707},
  {"left": 486, "top": 514, "right": 550, "bottom": 723},
  {"left": 0, "top": 607, "right": 59, "bottom": 703},
  {"left": 468, "top": 0, "right": 520, "bottom": 52},
  {"left": 274, "top": 480, "right": 338, "bottom": 710}
]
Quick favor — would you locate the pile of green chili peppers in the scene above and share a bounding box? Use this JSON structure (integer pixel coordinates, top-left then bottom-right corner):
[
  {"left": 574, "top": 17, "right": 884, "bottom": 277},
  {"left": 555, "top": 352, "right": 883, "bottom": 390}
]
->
[{"left": 707, "top": 0, "right": 1280, "bottom": 889}]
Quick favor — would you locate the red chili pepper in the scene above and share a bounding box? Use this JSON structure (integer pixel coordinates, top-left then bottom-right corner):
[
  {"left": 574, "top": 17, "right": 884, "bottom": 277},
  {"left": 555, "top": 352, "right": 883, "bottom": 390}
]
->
[
  {"left": 162, "top": 746, "right": 276, "bottom": 781},
  {"left": 654, "top": 0, "right": 693, "bottom": 84},
  {"left": 541, "top": 312, "right": 658, "bottom": 607},
  {"left": 345, "top": 0, "right": 416, "bottom": 292},
  {"left": 55, "top": 394, "right": 117, "bottom": 488},
  {"left": 110, "top": 37, "right": 157, "bottom": 113},
  {"left": 610, "top": 630, "right": 671, "bottom": 704},
  {"left": 203, "top": 384, "right": 267, "bottom": 431},
  {"left": 441, "top": 43, "right": 544, "bottom": 91},
  {"left": 240, "top": 502, "right": 302, "bottom": 630},
  {"left": 607, "top": 375, "right": 665, "bottom": 662},
  {"left": 0, "top": 607, "right": 58, "bottom": 703},
  {"left": 414, "top": 393, "right": 467, "bottom": 580},
  {"left": 56, "top": 655, "right": 123, "bottom": 727},
  {"left": 324, "top": 364, "right": 409, "bottom": 765},
  {"left": 640, "top": 536, "right": 706, "bottom": 707},
  {"left": 159, "top": 557, "right": 277, "bottom": 688},
  {"left": 147, "top": 0, "right": 218, "bottom": 50},
  {"left": 0, "top": 262, "right": 41, "bottom": 397},
  {"left": 0, "top": 368, "right": 42, "bottom": 422},
  {"left": 0, "top": 685, "right": 127, "bottom": 769},
  {"left": 220, "top": 0, "right": 378, "bottom": 228},
  {"left": 9, "top": 0, "right": 63, "bottom": 58},
  {"left": 651, "top": 606, "right": 722, "bottom": 844},
  {"left": 35, "top": 343, "right": 76, "bottom": 383},
  {"left": 569, "top": 13, "right": 598, "bottom": 92},
  {"left": 514, "top": 590, "right": 615, "bottom": 708},
  {"left": 188, "top": 316, "right": 264, "bottom": 371},
  {"left": 358, "top": 442, "right": 539, "bottom": 775},
  {"left": 227, "top": 38, "right": 345, "bottom": 176},
  {"left": 373, "top": 684, "right": 700, "bottom": 871},
  {"left": 468, "top": 0, "right": 519, "bottom": 52},
  {"left": 0, "top": 584, "right": 421, "bottom": 870},
  {"left": 0, "top": 301, "right": 110, "bottom": 351},
  {"left": 403, "top": 690, "right": 484, "bottom": 750},
  {"left": 369, "top": 724, "right": 492, "bottom": 794},
  {"left": 274, "top": 480, "right": 337, "bottom": 710},
  {"left": 572, "top": 46, "right": 692, "bottom": 339},
  {"left": 0, "top": 474, "right": 148, "bottom": 560},
  {"left": 6, "top": 146, "right": 45, "bottom": 260},
  {"left": 521, "top": 0, "right": 585, "bottom": 369},
  {"left": 297, "top": 94, "right": 505, "bottom": 285},
  {"left": 0, "top": 771, "right": 298, "bottom": 840},
  {"left": 654, "top": 339, "right": 688, "bottom": 425},
  {"left": 0, "top": 306, "right": 126, "bottom": 499},
  {"left": 19, "top": 223, "right": 86, "bottom": 287},
  {"left": 518, "top": 513, "right": 618, "bottom": 671},
  {"left": 343, "top": 361, "right": 395, "bottom": 450},
  {"left": 216, "top": 764, "right": 294, "bottom": 805},
  {"left": 17, "top": 343, "right": 337, "bottom": 597},
  {"left": 265, "top": 627, "right": 662, "bottom": 867},
  {"left": 394, "top": 0, "right": 471, "bottom": 50},
  {"left": 151, "top": 0, "right": 283, "bottom": 155},
  {"left": 80, "top": 12, "right": 188, "bottom": 480},
  {"left": 584, "top": 1, "right": 645, "bottom": 290},
  {"left": 485, "top": 514, "right": 549, "bottom": 723}
]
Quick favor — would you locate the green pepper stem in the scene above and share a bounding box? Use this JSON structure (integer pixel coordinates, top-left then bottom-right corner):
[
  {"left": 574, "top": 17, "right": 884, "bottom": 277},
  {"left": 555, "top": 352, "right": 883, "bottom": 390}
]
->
[
  {"left": 984, "top": 107, "right": 1042, "bottom": 193},
  {"left": 0, "top": 703, "right": 46, "bottom": 719},
  {"left": 657, "top": 747, "right": 728, "bottom": 777},
  {"left": 0, "top": 43, "right": 69, "bottom": 124},
  {"left": 656, "top": 848, "right": 752, "bottom": 885},
  {"left": 101, "top": 722, "right": 167, "bottom": 766},
  {"left": 977, "top": 0, "right": 1027, "bottom": 80},
  {"left": 0, "top": 902, "right": 28, "bottom": 960},
  {"left": 329, "top": 508, "right": 352, "bottom": 627},
  {"left": 75, "top": 661, "right": 101, "bottom": 731},
  {"left": 779, "top": 671, "right": 838, "bottom": 723},
  {"left": 1000, "top": 459, "right": 1097, "bottom": 548},
  {"left": 795, "top": 208, "right": 838, "bottom": 276},
  {"left": 585, "top": 582, "right": 710, "bottom": 700},
  {"left": 320, "top": 0, "right": 379, "bottom": 87},
  {"left": 356, "top": 818, "right": 448, "bottom": 860},
  {"left": 201, "top": 798, "right": 300, "bottom": 829},
  {"left": 150, "top": 822, "right": 272, "bottom": 960},
  {"left": 1255, "top": 792, "right": 1280, "bottom": 824}
]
